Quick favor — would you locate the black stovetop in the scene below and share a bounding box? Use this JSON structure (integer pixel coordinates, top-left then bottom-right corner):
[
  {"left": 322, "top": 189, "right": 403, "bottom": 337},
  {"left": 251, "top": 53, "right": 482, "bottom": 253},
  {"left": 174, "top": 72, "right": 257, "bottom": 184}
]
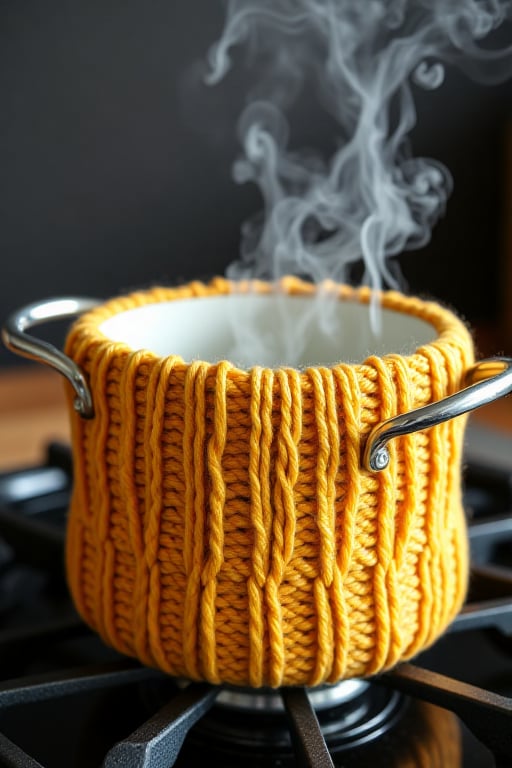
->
[{"left": 1, "top": 441, "right": 512, "bottom": 767}]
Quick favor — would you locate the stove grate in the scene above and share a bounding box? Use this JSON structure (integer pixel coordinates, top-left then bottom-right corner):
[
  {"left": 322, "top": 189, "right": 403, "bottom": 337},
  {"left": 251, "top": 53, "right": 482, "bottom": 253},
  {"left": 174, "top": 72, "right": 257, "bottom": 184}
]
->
[{"left": 381, "top": 664, "right": 512, "bottom": 768}]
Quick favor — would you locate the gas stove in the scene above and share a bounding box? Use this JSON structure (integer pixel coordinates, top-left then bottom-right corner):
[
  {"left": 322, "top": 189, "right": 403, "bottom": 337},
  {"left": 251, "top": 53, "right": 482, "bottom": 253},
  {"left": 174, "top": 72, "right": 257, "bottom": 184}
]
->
[{"left": 1, "top": 437, "right": 512, "bottom": 767}]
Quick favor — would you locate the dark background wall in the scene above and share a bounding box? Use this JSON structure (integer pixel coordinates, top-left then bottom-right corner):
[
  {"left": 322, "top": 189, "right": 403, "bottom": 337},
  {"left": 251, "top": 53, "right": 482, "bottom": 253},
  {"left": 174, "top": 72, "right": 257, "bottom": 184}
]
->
[{"left": 1, "top": 1, "right": 512, "bottom": 366}]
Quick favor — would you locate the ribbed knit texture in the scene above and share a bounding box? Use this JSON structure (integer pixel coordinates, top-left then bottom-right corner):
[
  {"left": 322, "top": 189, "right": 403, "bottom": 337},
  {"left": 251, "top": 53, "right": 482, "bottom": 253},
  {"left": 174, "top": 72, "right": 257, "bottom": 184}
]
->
[{"left": 64, "top": 276, "right": 473, "bottom": 687}]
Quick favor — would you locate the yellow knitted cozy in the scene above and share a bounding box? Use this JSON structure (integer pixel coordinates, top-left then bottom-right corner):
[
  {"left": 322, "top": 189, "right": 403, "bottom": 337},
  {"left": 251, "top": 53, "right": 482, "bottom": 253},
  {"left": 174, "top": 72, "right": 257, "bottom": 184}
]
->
[{"left": 64, "top": 277, "right": 474, "bottom": 688}]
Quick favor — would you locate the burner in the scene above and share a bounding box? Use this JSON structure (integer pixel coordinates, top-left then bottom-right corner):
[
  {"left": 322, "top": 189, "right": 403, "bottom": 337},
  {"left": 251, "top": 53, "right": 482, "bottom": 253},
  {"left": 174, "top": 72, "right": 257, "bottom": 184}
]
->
[
  {"left": 216, "top": 679, "right": 370, "bottom": 712},
  {"left": 188, "top": 681, "right": 405, "bottom": 760}
]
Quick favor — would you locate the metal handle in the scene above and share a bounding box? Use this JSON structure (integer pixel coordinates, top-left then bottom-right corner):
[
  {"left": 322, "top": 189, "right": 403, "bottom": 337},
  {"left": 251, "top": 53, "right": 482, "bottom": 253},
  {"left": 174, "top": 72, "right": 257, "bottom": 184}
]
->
[
  {"left": 364, "top": 356, "right": 512, "bottom": 472},
  {"left": 2, "top": 297, "right": 100, "bottom": 418}
]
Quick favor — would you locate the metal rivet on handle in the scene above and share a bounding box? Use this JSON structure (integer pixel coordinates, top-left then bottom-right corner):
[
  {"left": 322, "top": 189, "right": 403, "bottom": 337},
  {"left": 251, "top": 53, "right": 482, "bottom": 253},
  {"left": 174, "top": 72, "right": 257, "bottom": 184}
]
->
[{"left": 363, "top": 357, "right": 512, "bottom": 473}]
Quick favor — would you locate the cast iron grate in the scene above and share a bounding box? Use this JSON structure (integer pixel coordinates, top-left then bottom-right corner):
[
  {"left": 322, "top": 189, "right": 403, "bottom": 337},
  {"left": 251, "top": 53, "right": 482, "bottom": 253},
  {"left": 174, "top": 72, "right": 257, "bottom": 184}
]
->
[{"left": 0, "top": 444, "right": 512, "bottom": 767}]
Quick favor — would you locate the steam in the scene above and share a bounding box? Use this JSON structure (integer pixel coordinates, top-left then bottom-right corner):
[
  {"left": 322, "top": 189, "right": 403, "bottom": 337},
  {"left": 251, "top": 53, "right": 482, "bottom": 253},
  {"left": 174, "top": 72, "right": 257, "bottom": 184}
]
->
[{"left": 205, "top": 0, "right": 512, "bottom": 367}]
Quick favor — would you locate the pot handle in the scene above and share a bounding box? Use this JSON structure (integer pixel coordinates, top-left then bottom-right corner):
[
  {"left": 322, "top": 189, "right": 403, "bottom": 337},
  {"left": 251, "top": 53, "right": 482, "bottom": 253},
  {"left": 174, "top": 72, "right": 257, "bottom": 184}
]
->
[
  {"left": 364, "top": 356, "right": 512, "bottom": 472},
  {"left": 2, "top": 297, "right": 100, "bottom": 418}
]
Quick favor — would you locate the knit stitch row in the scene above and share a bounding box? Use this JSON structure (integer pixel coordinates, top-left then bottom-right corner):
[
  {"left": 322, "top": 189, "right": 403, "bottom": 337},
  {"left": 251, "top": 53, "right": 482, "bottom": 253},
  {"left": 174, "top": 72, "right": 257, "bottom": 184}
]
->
[{"left": 64, "top": 277, "right": 473, "bottom": 687}]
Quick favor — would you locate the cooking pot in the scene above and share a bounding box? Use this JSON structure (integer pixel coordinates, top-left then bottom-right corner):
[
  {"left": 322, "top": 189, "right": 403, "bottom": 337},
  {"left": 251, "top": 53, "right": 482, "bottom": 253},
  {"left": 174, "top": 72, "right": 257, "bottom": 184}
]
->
[{"left": 3, "top": 276, "right": 512, "bottom": 688}]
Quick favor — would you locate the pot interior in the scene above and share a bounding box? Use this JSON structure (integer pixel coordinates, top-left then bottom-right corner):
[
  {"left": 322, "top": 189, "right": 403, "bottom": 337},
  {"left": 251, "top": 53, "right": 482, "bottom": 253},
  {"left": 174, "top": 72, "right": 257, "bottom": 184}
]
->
[{"left": 98, "top": 294, "right": 436, "bottom": 368}]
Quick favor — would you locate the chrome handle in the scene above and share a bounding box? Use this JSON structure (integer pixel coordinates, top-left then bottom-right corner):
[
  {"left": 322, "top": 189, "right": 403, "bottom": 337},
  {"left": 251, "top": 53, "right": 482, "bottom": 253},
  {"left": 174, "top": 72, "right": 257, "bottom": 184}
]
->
[
  {"left": 363, "top": 356, "right": 512, "bottom": 472},
  {"left": 2, "top": 297, "right": 100, "bottom": 418}
]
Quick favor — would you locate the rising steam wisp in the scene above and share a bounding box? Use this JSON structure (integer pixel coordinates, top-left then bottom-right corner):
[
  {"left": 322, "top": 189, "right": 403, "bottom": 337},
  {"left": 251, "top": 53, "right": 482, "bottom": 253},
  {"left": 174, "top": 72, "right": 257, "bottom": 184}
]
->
[{"left": 206, "top": 0, "right": 512, "bottom": 367}]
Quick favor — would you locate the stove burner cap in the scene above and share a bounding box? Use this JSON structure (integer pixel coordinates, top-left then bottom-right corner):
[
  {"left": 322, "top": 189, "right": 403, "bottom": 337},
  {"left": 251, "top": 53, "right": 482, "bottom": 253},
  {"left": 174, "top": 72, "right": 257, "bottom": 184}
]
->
[{"left": 216, "top": 678, "right": 369, "bottom": 712}]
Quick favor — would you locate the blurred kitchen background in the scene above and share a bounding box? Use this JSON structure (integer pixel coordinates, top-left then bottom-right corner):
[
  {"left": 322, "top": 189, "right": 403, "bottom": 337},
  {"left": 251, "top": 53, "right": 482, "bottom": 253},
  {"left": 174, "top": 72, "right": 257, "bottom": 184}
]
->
[{"left": 1, "top": 0, "right": 512, "bottom": 373}]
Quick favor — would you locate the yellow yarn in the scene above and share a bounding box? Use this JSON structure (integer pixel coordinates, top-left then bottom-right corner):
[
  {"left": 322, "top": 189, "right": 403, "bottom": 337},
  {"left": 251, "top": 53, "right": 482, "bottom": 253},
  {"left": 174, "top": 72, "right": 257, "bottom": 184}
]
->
[{"left": 64, "top": 276, "right": 474, "bottom": 687}]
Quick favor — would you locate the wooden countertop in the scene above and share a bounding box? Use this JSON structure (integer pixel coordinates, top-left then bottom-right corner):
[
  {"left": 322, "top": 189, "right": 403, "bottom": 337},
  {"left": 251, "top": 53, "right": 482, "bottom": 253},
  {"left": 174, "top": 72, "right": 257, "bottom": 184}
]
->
[
  {"left": 0, "top": 366, "right": 70, "bottom": 470},
  {"left": 1, "top": 363, "right": 512, "bottom": 472}
]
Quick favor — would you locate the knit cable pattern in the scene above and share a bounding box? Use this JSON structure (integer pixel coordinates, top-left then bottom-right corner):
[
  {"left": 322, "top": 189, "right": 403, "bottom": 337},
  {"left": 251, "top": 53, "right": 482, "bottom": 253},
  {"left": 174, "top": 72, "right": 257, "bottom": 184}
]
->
[{"left": 64, "top": 277, "right": 473, "bottom": 687}]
